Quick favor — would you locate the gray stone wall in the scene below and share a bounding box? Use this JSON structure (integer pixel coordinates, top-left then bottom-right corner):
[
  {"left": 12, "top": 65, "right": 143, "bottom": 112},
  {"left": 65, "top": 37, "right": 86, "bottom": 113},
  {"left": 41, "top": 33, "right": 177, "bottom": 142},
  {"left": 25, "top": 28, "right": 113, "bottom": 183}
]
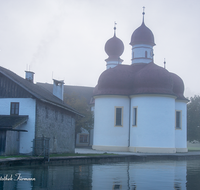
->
[{"left": 35, "top": 100, "right": 75, "bottom": 154}]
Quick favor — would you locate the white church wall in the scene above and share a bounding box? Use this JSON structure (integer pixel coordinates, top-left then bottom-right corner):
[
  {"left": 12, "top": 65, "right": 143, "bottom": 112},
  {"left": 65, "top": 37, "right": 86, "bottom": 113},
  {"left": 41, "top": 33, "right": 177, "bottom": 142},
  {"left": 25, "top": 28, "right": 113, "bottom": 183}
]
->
[
  {"left": 175, "top": 100, "right": 188, "bottom": 152},
  {"left": 93, "top": 96, "right": 129, "bottom": 151},
  {"left": 132, "top": 44, "right": 153, "bottom": 64},
  {"left": 130, "top": 95, "right": 176, "bottom": 153},
  {"left": 106, "top": 61, "right": 121, "bottom": 69},
  {"left": 0, "top": 98, "right": 36, "bottom": 154}
]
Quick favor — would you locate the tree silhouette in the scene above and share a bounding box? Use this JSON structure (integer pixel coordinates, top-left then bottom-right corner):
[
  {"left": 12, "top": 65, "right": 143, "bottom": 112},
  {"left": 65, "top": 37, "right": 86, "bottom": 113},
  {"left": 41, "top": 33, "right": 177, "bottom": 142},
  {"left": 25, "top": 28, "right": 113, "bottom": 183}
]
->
[{"left": 187, "top": 95, "right": 200, "bottom": 141}]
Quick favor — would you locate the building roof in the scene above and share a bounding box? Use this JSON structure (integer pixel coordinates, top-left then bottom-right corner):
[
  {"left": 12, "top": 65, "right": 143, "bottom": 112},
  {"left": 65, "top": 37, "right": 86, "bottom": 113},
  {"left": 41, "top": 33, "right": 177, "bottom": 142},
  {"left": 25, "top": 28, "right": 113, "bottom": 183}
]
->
[
  {"left": 94, "top": 62, "right": 187, "bottom": 101},
  {"left": 105, "top": 34, "right": 124, "bottom": 62},
  {"left": 130, "top": 21, "right": 155, "bottom": 46},
  {"left": 0, "top": 115, "right": 28, "bottom": 132},
  {"left": 0, "top": 66, "right": 83, "bottom": 116},
  {"left": 37, "top": 83, "right": 94, "bottom": 104}
]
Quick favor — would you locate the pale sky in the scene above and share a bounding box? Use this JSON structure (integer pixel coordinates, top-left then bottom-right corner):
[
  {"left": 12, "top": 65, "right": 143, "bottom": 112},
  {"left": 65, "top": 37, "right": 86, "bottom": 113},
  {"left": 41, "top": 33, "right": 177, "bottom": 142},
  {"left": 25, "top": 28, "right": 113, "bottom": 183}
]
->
[{"left": 0, "top": 0, "right": 200, "bottom": 98}]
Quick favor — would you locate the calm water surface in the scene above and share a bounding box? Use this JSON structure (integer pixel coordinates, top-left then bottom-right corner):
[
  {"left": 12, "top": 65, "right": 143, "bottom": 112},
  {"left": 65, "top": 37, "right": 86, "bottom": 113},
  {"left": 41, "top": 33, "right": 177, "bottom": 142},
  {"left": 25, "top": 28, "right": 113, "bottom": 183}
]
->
[{"left": 0, "top": 158, "right": 200, "bottom": 190}]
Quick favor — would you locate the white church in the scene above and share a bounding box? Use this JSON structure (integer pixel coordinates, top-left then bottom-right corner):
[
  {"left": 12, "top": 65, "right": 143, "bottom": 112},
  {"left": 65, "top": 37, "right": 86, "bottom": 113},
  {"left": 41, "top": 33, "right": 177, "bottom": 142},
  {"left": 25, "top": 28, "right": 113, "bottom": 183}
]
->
[{"left": 92, "top": 11, "right": 188, "bottom": 153}]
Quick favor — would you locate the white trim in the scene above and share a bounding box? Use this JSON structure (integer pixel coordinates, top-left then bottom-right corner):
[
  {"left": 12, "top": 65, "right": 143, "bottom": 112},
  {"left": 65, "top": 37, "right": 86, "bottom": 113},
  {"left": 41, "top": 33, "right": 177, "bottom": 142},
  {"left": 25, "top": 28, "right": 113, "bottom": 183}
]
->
[
  {"left": 130, "top": 94, "right": 177, "bottom": 99},
  {"left": 94, "top": 95, "right": 129, "bottom": 99},
  {"left": 92, "top": 145, "right": 186, "bottom": 153},
  {"left": 176, "top": 148, "right": 188, "bottom": 152},
  {"left": 129, "top": 147, "right": 176, "bottom": 153}
]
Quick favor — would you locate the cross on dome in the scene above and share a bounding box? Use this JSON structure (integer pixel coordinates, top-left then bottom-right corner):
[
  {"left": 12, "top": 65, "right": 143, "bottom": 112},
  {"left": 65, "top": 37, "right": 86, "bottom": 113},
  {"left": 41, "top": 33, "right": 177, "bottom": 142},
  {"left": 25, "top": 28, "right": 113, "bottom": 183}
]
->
[
  {"left": 142, "top": 6, "right": 145, "bottom": 23},
  {"left": 114, "top": 22, "right": 117, "bottom": 36}
]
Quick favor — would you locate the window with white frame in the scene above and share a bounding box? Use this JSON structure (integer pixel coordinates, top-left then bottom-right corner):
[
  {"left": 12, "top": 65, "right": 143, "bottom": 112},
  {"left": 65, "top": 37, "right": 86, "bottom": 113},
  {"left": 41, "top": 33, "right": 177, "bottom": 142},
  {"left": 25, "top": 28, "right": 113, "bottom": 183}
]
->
[
  {"left": 132, "top": 107, "right": 137, "bottom": 126},
  {"left": 115, "top": 107, "right": 123, "bottom": 126},
  {"left": 175, "top": 110, "right": 182, "bottom": 129}
]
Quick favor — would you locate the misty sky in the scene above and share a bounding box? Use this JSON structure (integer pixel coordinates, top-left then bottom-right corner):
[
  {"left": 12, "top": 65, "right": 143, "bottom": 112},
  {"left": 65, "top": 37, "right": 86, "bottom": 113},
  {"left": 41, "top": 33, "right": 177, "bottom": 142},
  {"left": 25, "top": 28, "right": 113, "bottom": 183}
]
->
[{"left": 0, "top": 0, "right": 200, "bottom": 98}]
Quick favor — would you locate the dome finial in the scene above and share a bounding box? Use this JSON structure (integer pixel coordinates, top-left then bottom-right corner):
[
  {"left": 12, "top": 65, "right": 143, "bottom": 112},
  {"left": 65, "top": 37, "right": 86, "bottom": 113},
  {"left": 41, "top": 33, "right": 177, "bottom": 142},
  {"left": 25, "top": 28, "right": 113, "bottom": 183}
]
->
[
  {"left": 142, "top": 6, "right": 145, "bottom": 23},
  {"left": 114, "top": 22, "right": 117, "bottom": 36}
]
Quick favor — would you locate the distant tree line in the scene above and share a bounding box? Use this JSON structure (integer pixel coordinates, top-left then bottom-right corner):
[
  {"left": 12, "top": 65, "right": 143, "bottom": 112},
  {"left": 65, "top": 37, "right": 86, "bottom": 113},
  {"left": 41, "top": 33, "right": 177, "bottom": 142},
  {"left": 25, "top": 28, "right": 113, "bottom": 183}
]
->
[{"left": 187, "top": 95, "right": 200, "bottom": 141}]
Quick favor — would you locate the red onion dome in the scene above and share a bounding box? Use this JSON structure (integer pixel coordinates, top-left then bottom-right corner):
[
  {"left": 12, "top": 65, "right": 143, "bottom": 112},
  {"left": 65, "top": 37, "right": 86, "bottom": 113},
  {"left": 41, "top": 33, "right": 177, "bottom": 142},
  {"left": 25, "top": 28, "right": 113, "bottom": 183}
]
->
[
  {"left": 105, "top": 35, "right": 124, "bottom": 61},
  {"left": 132, "top": 62, "right": 174, "bottom": 95},
  {"left": 130, "top": 22, "right": 155, "bottom": 46},
  {"left": 170, "top": 73, "right": 187, "bottom": 100}
]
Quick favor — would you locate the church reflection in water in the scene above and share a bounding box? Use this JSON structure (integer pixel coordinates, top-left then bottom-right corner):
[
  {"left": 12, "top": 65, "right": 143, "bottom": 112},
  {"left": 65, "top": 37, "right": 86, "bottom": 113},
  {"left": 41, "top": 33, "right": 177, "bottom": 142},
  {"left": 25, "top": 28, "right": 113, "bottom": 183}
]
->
[{"left": 0, "top": 159, "right": 200, "bottom": 190}]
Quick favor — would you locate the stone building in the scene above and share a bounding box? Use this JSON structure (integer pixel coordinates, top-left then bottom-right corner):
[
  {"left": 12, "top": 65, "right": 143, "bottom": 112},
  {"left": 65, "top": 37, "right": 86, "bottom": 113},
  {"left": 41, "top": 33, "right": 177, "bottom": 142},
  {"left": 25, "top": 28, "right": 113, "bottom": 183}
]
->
[
  {"left": 0, "top": 66, "right": 81, "bottom": 155},
  {"left": 37, "top": 83, "right": 94, "bottom": 147}
]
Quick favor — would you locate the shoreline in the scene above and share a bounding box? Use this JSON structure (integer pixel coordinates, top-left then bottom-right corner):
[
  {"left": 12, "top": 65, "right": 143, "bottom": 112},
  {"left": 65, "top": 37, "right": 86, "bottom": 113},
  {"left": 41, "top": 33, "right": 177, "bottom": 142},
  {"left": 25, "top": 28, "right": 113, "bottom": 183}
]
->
[{"left": 1, "top": 148, "right": 200, "bottom": 168}]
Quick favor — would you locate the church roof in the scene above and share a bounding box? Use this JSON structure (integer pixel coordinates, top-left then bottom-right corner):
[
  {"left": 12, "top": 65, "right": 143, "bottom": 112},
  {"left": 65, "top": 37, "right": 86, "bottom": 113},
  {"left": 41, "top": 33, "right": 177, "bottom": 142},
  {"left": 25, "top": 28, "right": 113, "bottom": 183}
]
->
[
  {"left": 94, "top": 10, "right": 187, "bottom": 101},
  {"left": 93, "top": 62, "right": 187, "bottom": 101},
  {"left": 130, "top": 21, "right": 155, "bottom": 46},
  {"left": 105, "top": 34, "right": 124, "bottom": 62}
]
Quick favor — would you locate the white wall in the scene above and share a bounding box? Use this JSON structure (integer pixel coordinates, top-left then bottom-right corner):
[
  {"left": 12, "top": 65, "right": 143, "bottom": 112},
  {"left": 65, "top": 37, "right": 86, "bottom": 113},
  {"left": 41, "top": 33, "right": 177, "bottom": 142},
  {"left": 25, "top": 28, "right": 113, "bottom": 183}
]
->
[
  {"left": 93, "top": 96, "right": 129, "bottom": 148},
  {"left": 130, "top": 95, "right": 176, "bottom": 150},
  {"left": 131, "top": 44, "right": 153, "bottom": 64},
  {"left": 106, "top": 60, "right": 122, "bottom": 69},
  {"left": 0, "top": 98, "right": 36, "bottom": 154},
  {"left": 175, "top": 100, "right": 187, "bottom": 150}
]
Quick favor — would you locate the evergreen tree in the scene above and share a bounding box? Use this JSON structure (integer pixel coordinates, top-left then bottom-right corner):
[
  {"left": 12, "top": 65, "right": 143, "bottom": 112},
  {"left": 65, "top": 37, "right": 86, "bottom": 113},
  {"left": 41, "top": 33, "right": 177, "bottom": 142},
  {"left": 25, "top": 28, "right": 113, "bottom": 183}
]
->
[
  {"left": 187, "top": 95, "right": 200, "bottom": 141},
  {"left": 63, "top": 92, "right": 94, "bottom": 136}
]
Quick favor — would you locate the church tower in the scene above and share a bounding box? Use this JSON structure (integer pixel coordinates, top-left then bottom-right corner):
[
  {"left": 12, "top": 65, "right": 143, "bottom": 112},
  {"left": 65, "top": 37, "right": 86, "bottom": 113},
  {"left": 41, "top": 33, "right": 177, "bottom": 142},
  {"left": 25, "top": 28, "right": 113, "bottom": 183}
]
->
[{"left": 130, "top": 9, "right": 155, "bottom": 64}]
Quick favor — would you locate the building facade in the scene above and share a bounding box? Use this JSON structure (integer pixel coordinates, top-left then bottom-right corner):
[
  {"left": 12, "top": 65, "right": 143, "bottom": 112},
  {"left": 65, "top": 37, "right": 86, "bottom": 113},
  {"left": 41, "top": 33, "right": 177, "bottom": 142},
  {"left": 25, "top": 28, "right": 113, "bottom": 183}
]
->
[
  {"left": 92, "top": 11, "right": 188, "bottom": 153},
  {"left": 0, "top": 67, "right": 81, "bottom": 155}
]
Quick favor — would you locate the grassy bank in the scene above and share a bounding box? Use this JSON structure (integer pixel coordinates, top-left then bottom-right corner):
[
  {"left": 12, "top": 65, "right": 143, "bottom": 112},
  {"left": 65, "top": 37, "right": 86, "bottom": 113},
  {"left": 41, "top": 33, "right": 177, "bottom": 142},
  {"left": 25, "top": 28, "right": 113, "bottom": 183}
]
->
[
  {"left": 188, "top": 147, "right": 200, "bottom": 151},
  {"left": 0, "top": 152, "right": 115, "bottom": 159}
]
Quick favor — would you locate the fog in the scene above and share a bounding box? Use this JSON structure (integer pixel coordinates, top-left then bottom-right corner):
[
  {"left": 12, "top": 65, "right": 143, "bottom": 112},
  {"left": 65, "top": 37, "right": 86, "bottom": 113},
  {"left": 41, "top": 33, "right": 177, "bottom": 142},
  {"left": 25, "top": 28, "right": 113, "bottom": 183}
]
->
[{"left": 0, "top": 0, "right": 200, "bottom": 97}]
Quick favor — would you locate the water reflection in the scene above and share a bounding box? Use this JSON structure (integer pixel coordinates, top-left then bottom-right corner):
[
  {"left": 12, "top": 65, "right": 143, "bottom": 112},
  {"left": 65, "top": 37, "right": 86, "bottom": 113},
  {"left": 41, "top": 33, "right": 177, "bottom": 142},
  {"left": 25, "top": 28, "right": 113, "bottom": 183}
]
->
[{"left": 0, "top": 159, "right": 200, "bottom": 190}]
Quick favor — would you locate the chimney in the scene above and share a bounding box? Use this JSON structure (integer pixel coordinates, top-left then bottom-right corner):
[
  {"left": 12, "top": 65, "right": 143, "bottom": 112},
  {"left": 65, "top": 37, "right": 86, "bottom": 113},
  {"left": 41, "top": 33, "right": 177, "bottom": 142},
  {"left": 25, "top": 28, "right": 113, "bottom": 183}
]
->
[
  {"left": 25, "top": 71, "right": 35, "bottom": 83},
  {"left": 53, "top": 79, "right": 64, "bottom": 101}
]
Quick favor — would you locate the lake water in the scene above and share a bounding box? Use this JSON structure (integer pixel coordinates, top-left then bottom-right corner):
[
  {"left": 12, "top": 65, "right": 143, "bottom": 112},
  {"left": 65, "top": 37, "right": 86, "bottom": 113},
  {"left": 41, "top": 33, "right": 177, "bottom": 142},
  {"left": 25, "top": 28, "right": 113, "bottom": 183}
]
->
[{"left": 0, "top": 158, "right": 200, "bottom": 190}]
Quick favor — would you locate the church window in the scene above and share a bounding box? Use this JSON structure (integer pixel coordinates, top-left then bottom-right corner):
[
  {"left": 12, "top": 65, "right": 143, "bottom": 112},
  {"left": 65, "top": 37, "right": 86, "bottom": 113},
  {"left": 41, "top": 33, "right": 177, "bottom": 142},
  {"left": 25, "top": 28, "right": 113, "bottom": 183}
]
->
[
  {"left": 145, "top": 51, "right": 147, "bottom": 58},
  {"left": 132, "top": 107, "right": 137, "bottom": 126},
  {"left": 10, "top": 102, "right": 19, "bottom": 115},
  {"left": 175, "top": 110, "right": 182, "bottom": 129},
  {"left": 115, "top": 107, "right": 123, "bottom": 126}
]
